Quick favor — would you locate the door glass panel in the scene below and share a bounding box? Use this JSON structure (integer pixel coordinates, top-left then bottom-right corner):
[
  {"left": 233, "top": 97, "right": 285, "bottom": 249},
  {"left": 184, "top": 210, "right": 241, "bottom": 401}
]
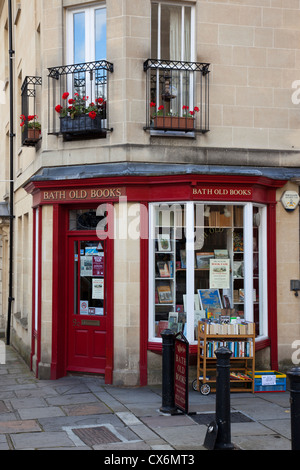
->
[
  {"left": 74, "top": 12, "right": 85, "bottom": 63},
  {"left": 74, "top": 240, "right": 105, "bottom": 316},
  {"left": 95, "top": 8, "right": 106, "bottom": 60}
]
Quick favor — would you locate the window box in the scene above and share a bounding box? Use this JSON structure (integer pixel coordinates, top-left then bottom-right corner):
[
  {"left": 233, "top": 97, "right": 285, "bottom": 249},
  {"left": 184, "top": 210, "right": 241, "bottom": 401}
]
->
[
  {"left": 60, "top": 114, "right": 105, "bottom": 136},
  {"left": 154, "top": 116, "right": 195, "bottom": 131}
]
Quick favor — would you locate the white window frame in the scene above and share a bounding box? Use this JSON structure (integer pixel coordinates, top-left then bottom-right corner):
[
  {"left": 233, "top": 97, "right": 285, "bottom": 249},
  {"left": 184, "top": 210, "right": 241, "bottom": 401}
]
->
[
  {"left": 148, "top": 202, "right": 269, "bottom": 345},
  {"left": 66, "top": 3, "right": 106, "bottom": 65},
  {"left": 153, "top": 1, "right": 196, "bottom": 62},
  {"left": 151, "top": 2, "right": 197, "bottom": 127}
]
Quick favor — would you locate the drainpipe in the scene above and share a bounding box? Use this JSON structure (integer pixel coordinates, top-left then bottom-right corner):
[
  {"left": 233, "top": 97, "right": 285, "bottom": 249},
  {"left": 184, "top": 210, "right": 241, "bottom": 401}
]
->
[{"left": 6, "top": 0, "right": 15, "bottom": 345}]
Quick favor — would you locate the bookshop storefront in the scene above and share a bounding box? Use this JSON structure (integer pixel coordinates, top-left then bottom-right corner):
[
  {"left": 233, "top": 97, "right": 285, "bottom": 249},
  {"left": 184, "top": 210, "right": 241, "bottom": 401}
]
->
[{"left": 25, "top": 165, "right": 288, "bottom": 385}]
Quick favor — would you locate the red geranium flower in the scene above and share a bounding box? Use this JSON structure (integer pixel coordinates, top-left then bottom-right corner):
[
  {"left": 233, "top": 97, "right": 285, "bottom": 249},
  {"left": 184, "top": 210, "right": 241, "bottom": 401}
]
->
[
  {"left": 55, "top": 105, "right": 62, "bottom": 113},
  {"left": 150, "top": 101, "right": 156, "bottom": 108},
  {"left": 158, "top": 105, "right": 164, "bottom": 111},
  {"left": 89, "top": 111, "right": 97, "bottom": 120},
  {"left": 194, "top": 106, "right": 200, "bottom": 112},
  {"left": 62, "top": 92, "right": 69, "bottom": 100}
]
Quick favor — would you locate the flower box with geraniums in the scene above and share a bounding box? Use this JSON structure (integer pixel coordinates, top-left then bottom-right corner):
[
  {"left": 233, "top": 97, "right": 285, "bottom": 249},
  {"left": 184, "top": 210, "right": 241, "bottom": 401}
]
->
[
  {"left": 20, "top": 114, "right": 41, "bottom": 145},
  {"left": 55, "top": 92, "right": 106, "bottom": 136},
  {"left": 151, "top": 103, "right": 199, "bottom": 131}
]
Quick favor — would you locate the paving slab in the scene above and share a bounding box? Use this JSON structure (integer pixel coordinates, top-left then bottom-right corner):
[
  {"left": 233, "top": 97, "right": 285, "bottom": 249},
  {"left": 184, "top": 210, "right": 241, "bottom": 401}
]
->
[
  {"left": 62, "top": 402, "right": 112, "bottom": 416},
  {"left": 153, "top": 424, "right": 207, "bottom": 447},
  {"left": 18, "top": 407, "right": 66, "bottom": 420},
  {"left": 141, "top": 414, "right": 197, "bottom": 429},
  {"left": 0, "top": 419, "right": 41, "bottom": 433},
  {"left": 45, "top": 393, "right": 99, "bottom": 406},
  {"left": 10, "top": 431, "right": 76, "bottom": 450},
  {"left": 234, "top": 433, "right": 291, "bottom": 451}
]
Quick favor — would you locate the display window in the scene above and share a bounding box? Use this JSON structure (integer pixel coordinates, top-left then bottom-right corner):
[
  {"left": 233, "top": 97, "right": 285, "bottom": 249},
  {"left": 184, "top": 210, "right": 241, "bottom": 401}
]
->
[{"left": 149, "top": 202, "right": 268, "bottom": 344}]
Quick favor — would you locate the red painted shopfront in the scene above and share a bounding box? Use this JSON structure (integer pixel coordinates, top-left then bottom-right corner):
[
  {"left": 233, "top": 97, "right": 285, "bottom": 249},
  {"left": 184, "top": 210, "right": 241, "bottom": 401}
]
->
[{"left": 25, "top": 171, "right": 286, "bottom": 385}]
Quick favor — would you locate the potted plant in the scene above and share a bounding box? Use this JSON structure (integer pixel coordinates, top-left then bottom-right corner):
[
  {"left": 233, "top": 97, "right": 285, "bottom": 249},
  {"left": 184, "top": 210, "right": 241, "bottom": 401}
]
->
[
  {"left": 20, "top": 114, "right": 41, "bottom": 142},
  {"left": 151, "top": 103, "right": 199, "bottom": 131},
  {"left": 55, "top": 92, "right": 106, "bottom": 135}
]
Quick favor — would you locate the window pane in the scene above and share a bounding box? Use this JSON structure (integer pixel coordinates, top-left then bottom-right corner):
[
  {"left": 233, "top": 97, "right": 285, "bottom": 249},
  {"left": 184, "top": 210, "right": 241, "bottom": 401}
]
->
[
  {"left": 69, "top": 209, "right": 105, "bottom": 231},
  {"left": 152, "top": 204, "right": 186, "bottom": 338},
  {"left": 95, "top": 8, "right": 106, "bottom": 60},
  {"left": 151, "top": 3, "right": 158, "bottom": 57},
  {"left": 161, "top": 4, "right": 182, "bottom": 60},
  {"left": 74, "top": 12, "right": 85, "bottom": 63}
]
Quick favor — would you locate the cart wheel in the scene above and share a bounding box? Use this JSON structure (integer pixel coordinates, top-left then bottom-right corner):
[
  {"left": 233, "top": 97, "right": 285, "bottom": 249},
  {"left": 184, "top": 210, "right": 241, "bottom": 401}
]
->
[
  {"left": 200, "top": 383, "right": 211, "bottom": 395},
  {"left": 192, "top": 379, "right": 198, "bottom": 391}
]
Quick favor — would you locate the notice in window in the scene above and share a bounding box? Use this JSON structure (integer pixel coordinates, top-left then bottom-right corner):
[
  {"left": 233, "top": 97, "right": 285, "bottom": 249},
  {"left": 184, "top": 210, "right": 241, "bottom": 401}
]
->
[
  {"left": 209, "top": 259, "right": 230, "bottom": 289},
  {"left": 92, "top": 278, "right": 104, "bottom": 299}
]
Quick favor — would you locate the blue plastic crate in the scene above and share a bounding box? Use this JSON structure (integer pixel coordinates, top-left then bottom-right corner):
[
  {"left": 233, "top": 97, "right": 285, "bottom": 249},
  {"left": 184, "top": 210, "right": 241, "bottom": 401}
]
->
[{"left": 250, "top": 371, "right": 286, "bottom": 393}]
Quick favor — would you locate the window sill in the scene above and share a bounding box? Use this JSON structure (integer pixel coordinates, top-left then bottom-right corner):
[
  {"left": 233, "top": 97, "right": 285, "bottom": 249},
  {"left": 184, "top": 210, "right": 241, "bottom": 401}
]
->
[{"left": 150, "top": 129, "right": 196, "bottom": 139}]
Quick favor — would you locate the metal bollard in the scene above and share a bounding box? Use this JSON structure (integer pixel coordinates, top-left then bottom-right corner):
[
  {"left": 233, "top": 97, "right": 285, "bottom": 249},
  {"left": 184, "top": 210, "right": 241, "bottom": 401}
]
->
[
  {"left": 214, "top": 346, "right": 234, "bottom": 450},
  {"left": 287, "top": 367, "right": 300, "bottom": 450},
  {"left": 160, "top": 329, "right": 177, "bottom": 414}
]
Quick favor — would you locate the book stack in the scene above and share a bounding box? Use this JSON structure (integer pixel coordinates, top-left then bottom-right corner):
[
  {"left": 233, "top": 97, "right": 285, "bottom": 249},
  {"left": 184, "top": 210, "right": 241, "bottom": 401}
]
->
[
  {"left": 202, "top": 321, "right": 254, "bottom": 336},
  {"left": 203, "top": 339, "right": 254, "bottom": 358}
]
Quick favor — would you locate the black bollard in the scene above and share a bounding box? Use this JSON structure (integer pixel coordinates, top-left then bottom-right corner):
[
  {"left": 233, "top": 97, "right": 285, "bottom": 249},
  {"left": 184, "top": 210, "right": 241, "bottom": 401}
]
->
[
  {"left": 287, "top": 367, "right": 300, "bottom": 450},
  {"left": 214, "top": 346, "right": 234, "bottom": 450},
  {"left": 160, "top": 329, "right": 177, "bottom": 414}
]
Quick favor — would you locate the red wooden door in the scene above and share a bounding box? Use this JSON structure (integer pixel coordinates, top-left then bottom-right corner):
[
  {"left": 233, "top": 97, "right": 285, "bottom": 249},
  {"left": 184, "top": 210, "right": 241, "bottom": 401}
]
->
[{"left": 67, "top": 236, "right": 107, "bottom": 373}]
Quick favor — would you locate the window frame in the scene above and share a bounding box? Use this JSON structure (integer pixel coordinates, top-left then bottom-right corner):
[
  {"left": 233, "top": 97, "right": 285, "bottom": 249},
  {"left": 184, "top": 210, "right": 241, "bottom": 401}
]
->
[
  {"left": 148, "top": 201, "right": 269, "bottom": 345},
  {"left": 151, "top": 1, "right": 196, "bottom": 62},
  {"left": 66, "top": 3, "right": 106, "bottom": 65}
]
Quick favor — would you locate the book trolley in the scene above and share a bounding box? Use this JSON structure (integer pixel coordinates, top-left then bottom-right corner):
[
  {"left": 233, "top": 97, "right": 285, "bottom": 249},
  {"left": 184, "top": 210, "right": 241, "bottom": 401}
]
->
[{"left": 195, "top": 320, "right": 255, "bottom": 395}]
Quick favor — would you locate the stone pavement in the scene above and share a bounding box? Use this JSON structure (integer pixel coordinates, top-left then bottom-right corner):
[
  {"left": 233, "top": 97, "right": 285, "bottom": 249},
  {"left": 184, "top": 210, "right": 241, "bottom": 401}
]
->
[{"left": 0, "top": 346, "right": 293, "bottom": 451}]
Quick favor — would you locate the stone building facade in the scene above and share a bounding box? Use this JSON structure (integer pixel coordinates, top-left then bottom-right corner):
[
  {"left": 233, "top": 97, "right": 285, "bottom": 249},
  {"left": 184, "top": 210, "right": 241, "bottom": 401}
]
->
[{"left": 0, "top": 0, "right": 299, "bottom": 386}]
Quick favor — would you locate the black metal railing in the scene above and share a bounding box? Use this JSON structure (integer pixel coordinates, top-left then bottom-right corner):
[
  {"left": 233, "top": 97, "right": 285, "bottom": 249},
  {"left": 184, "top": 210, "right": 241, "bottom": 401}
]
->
[
  {"left": 21, "top": 76, "right": 42, "bottom": 146},
  {"left": 144, "top": 59, "right": 210, "bottom": 134},
  {"left": 48, "top": 60, "right": 114, "bottom": 138}
]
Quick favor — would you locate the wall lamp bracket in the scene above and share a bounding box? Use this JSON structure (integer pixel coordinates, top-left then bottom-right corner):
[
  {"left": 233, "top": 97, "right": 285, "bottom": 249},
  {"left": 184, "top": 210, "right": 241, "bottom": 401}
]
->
[{"left": 291, "top": 280, "right": 300, "bottom": 297}]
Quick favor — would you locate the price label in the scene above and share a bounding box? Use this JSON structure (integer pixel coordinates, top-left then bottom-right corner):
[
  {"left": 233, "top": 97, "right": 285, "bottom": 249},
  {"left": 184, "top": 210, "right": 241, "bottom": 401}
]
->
[{"left": 261, "top": 375, "right": 276, "bottom": 386}]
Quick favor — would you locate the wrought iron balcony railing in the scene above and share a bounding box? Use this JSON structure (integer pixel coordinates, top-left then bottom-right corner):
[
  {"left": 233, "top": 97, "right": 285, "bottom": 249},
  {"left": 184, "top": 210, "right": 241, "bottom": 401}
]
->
[
  {"left": 144, "top": 59, "right": 210, "bottom": 134},
  {"left": 48, "top": 60, "right": 113, "bottom": 139},
  {"left": 21, "top": 76, "right": 42, "bottom": 147}
]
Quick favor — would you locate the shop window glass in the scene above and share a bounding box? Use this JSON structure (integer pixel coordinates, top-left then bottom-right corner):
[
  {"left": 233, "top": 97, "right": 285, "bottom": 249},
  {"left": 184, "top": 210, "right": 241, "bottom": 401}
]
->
[{"left": 149, "top": 202, "right": 268, "bottom": 344}]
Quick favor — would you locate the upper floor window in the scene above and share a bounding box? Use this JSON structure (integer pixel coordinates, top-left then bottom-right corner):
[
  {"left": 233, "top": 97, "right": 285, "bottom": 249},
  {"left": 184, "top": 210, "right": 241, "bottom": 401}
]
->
[
  {"left": 151, "top": 2, "right": 194, "bottom": 61},
  {"left": 66, "top": 3, "right": 106, "bottom": 64}
]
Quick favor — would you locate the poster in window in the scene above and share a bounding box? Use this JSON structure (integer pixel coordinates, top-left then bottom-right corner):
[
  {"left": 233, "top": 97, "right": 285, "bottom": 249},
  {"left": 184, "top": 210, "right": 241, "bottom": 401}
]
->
[
  {"left": 80, "top": 256, "right": 93, "bottom": 276},
  {"left": 93, "top": 255, "right": 104, "bottom": 276},
  {"left": 92, "top": 278, "right": 104, "bottom": 299},
  {"left": 209, "top": 259, "right": 230, "bottom": 289}
]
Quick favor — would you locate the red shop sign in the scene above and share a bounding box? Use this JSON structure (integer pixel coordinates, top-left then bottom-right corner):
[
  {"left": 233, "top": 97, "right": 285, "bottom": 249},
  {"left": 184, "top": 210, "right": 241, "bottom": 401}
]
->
[
  {"left": 174, "top": 332, "right": 189, "bottom": 414},
  {"left": 192, "top": 185, "right": 253, "bottom": 200}
]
